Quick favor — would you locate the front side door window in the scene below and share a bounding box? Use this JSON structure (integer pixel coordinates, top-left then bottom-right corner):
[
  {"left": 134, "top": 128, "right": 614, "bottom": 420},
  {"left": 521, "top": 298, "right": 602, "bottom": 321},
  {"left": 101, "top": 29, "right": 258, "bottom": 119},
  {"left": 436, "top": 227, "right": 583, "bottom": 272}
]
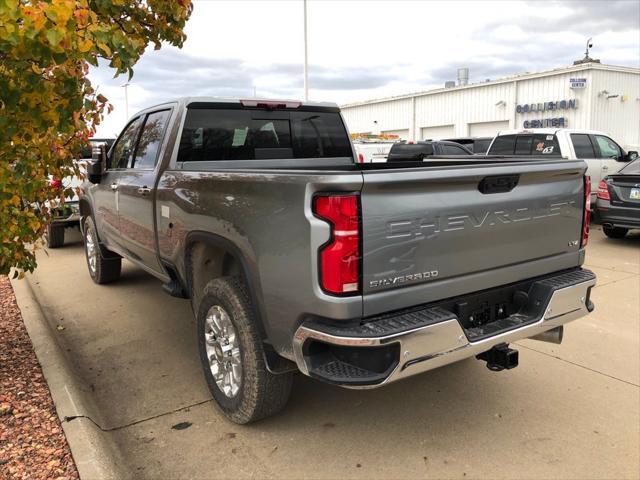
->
[
  {"left": 594, "top": 135, "right": 621, "bottom": 159},
  {"left": 109, "top": 117, "right": 142, "bottom": 169},
  {"left": 132, "top": 110, "right": 171, "bottom": 169}
]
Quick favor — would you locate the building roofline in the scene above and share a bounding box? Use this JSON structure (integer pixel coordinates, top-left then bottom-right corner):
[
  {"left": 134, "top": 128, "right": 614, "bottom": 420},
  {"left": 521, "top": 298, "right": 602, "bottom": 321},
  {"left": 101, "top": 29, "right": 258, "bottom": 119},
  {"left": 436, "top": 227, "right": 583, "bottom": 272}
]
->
[{"left": 341, "top": 62, "right": 640, "bottom": 109}]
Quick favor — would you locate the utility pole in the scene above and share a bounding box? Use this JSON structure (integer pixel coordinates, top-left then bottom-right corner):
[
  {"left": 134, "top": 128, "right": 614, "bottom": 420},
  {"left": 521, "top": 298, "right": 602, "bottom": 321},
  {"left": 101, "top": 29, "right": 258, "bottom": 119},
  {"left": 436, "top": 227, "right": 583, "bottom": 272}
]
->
[
  {"left": 303, "top": 0, "right": 309, "bottom": 100},
  {"left": 122, "top": 82, "right": 130, "bottom": 119}
]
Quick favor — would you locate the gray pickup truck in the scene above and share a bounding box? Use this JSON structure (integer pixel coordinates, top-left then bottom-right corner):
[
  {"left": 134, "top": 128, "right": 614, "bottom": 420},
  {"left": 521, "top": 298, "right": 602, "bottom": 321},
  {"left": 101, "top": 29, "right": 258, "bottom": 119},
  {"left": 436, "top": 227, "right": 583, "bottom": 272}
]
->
[{"left": 80, "top": 97, "right": 596, "bottom": 424}]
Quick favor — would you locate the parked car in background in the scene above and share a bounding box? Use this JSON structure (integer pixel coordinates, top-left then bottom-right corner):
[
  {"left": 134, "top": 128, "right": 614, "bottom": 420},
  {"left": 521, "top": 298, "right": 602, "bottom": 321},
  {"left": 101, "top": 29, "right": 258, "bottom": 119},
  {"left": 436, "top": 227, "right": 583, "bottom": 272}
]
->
[
  {"left": 387, "top": 140, "right": 473, "bottom": 161},
  {"left": 443, "top": 136, "right": 493, "bottom": 154},
  {"left": 487, "top": 129, "right": 638, "bottom": 204},
  {"left": 45, "top": 138, "right": 114, "bottom": 248},
  {"left": 352, "top": 133, "right": 400, "bottom": 163},
  {"left": 596, "top": 158, "right": 640, "bottom": 238},
  {"left": 80, "top": 97, "right": 595, "bottom": 424}
]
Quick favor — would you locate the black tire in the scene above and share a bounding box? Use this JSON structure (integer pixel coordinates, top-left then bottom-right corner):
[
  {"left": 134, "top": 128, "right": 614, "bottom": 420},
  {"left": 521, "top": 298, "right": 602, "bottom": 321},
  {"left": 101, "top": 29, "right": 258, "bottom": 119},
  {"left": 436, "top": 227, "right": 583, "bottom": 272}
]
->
[
  {"left": 197, "top": 276, "right": 293, "bottom": 424},
  {"left": 603, "top": 225, "right": 628, "bottom": 239},
  {"left": 83, "top": 217, "right": 121, "bottom": 284},
  {"left": 45, "top": 224, "right": 65, "bottom": 248}
]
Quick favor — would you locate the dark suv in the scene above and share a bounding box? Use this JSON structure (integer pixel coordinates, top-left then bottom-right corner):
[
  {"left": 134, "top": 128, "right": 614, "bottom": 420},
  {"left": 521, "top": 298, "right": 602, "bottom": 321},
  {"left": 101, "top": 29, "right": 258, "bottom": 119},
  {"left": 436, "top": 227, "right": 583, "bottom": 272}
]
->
[
  {"left": 387, "top": 140, "right": 472, "bottom": 161},
  {"left": 443, "top": 137, "right": 493, "bottom": 154}
]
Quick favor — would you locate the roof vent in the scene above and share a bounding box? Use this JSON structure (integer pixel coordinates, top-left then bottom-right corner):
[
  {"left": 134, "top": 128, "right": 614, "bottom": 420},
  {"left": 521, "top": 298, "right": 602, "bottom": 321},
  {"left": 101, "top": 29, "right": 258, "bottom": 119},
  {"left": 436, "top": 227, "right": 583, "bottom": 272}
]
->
[{"left": 457, "top": 67, "right": 469, "bottom": 86}]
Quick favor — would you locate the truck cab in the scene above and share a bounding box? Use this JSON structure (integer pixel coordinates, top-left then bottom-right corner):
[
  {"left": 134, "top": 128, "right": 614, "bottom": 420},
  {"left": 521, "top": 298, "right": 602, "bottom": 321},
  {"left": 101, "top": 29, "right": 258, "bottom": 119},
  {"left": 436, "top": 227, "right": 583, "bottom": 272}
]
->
[{"left": 487, "top": 129, "right": 639, "bottom": 203}]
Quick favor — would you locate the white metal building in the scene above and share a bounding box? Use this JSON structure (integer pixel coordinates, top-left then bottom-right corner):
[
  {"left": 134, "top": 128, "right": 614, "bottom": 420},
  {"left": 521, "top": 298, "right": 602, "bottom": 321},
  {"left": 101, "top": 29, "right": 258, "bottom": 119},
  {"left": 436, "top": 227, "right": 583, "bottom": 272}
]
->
[{"left": 341, "top": 62, "right": 640, "bottom": 151}]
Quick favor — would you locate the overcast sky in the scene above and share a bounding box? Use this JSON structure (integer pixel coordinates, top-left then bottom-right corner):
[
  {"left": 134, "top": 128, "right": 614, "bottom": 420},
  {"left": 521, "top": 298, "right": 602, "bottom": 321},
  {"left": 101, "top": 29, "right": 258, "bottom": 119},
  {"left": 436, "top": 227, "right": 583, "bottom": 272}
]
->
[{"left": 89, "top": 0, "right": 640, "bottom": 137}]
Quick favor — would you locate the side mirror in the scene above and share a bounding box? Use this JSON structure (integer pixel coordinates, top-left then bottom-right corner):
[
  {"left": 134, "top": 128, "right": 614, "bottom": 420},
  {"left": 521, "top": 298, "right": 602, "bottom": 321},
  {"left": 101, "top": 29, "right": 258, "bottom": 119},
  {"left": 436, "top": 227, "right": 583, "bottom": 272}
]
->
[
  {"left": 626, "top": 151, "right": 638, "bottom": 162},
  {"left": 87, "top": 144, "right": 107, "bottom": 183}
]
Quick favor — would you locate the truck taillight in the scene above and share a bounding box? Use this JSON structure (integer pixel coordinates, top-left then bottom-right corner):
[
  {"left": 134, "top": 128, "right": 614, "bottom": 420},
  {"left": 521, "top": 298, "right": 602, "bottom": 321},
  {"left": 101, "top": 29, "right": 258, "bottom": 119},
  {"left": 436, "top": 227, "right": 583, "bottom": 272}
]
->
[
  {"left": 596, "top": 180, "right": 610, "bottom": 201},
  {"left": 358, "top": 153, "right": 364, "bottom": 163},
  {"left": 581, "top": 176, "right": 591, "bottom": 247},
  {"left": 313, "top": 194, "right": 361, "bottom": 295}
]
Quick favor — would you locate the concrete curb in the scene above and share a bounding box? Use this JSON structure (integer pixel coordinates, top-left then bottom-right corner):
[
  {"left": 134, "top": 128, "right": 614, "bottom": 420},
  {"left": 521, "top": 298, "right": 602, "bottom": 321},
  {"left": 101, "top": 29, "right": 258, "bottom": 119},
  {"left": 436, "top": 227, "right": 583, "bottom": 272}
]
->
[{"left": 10, "top": 276, "right": 130, "bottom": 480}]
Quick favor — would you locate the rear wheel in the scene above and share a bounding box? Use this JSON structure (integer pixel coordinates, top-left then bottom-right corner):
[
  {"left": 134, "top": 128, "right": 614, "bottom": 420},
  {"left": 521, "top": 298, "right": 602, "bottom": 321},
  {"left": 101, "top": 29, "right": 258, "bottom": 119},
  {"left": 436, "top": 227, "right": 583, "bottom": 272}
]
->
[
  {"left": 45, "top": 224, "right": 65, "bottom": 248},
  {"left": 603, "top": 225, "right": 628, "bottom": 238},
  {"left": 197, "top": 276, "right": 293, "bottom": 424},
  {"left": 83, "top": 217, "right": 121, "bottom": 284}
]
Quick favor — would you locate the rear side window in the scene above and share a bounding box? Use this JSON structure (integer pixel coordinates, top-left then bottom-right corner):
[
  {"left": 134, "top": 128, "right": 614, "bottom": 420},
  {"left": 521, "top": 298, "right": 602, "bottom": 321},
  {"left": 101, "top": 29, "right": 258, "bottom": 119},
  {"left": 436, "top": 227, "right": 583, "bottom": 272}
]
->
[
  {"left": 489, "top": 135, "right": 516, "bottom": 155},
  {"left": 133, "top": 110, "right": 171, "bottom": 169},
  {"left": 570, "top": 134, "right": 596, "bottom": 158},
  {"left": 177, "top": 108, "right": 351, "bottom": 162}
]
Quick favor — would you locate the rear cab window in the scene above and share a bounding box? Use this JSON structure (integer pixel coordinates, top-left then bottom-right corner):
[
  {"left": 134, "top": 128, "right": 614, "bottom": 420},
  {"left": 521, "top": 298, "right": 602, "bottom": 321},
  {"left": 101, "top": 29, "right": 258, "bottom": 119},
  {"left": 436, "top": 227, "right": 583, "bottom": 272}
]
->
[
  {"left": 488, "top": 135, "right": 516, "bottom": 155},
  {"left": 489, "top": 134, "right": 560, "bottom": 156},
  {"left": 177, "top": 106, "right": 352, "bottom": 162}
]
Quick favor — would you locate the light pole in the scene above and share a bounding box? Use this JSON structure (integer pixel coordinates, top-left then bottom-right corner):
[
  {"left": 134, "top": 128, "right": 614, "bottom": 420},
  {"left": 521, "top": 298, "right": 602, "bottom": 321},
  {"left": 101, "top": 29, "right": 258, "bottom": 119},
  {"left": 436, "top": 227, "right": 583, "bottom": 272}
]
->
[
  {"left": 122, "top": 82, "right": 130, "bottom": 119},
  {"left": 303, "top": 0, "right": 309, "bottom": 100}
]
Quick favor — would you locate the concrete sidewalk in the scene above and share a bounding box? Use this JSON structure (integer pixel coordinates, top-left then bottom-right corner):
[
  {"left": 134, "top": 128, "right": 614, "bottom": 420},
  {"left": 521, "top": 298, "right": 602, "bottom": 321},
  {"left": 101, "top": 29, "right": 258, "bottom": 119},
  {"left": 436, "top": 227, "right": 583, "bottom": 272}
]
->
[{"left": 16, "top": 227, "right": 640, "bottom": 479}]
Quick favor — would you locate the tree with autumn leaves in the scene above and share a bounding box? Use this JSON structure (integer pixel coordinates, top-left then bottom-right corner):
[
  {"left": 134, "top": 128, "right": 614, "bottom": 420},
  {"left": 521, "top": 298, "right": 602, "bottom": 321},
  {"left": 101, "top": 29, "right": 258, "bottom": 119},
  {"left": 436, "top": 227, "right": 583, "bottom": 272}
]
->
[{"left": 0, "top": 0, "right": 192, "bottom": 275}]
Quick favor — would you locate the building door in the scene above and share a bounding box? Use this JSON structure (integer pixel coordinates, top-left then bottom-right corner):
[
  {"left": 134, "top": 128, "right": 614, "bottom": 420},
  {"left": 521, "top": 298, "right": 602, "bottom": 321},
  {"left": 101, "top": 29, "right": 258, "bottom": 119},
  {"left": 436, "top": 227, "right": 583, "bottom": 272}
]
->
[
  {"left": 421, "top": 125, "right": 454, "bottom": 140},
  {"left": 381, "top": 129, "right": 409, "bottom": 140},
  {"left": 468, "top": 120, "right": 509, "bottom": 137}
]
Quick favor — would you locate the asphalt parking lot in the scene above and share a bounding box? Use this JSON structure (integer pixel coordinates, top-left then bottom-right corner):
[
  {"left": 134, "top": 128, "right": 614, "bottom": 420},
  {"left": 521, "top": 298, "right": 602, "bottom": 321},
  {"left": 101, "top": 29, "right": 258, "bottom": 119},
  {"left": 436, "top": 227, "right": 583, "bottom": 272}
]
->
[{"left": 20, "top": 226, "right": 640, "bottom": 479}]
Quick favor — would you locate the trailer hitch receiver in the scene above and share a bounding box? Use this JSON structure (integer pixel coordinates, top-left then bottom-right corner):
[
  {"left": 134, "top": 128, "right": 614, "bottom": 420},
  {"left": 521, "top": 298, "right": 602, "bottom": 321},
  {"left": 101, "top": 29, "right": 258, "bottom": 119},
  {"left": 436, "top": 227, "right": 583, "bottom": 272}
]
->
[{"left": 476, "top": 344, "right": 519, "bottom": 371}]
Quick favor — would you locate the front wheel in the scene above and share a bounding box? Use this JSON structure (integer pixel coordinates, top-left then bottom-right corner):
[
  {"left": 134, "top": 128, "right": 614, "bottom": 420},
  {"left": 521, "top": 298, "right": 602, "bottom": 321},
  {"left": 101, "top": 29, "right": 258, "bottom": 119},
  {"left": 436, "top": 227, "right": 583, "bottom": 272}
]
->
[
  {"left": 603, "top": 225, "right": 628, "bottom": 239},
  {"left": 83, "top": 217, "right": 121, "bottom": 284},
  {"left": 197, "top": 276, "right": 293, "bottom": 424}
]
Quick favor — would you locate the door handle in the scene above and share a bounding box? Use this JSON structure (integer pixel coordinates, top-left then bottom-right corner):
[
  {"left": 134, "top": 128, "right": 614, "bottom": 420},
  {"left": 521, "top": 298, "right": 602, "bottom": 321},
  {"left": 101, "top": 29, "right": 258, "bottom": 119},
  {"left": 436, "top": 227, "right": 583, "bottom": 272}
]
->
[
  {"left": 137, "top": 186, "right": 151, "bottom": 196},
  {"left": 110, "top": 183, "right": 118, "bottom": 191}
]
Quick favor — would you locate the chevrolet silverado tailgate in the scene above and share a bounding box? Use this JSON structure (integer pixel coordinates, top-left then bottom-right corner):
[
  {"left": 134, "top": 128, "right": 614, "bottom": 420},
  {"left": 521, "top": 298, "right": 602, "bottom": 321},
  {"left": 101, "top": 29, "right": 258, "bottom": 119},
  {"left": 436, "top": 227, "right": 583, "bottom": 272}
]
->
[{"left": 360, "top": 159, "right": 587, "bottom": 316}]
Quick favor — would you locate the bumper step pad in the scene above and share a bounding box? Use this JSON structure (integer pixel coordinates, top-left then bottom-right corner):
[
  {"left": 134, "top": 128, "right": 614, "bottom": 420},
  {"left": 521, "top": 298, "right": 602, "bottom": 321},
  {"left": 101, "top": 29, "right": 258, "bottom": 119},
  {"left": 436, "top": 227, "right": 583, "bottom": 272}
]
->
[
  {"left": 311, "top": 359, "right": 390, "bottom": 385},
  {"left": 304, "top": 306, "right": 456, "bottom": 338}
]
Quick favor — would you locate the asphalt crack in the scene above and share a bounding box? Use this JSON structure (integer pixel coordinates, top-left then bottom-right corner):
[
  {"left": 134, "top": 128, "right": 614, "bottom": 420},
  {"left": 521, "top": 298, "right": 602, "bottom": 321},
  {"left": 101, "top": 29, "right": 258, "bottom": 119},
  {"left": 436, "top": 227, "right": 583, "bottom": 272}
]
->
[
  {"left": 63, "top": 398, "right": 213, "bottom": 432},
  {"left": 517, "top": 343, "right": 640, "bottom": 388}
]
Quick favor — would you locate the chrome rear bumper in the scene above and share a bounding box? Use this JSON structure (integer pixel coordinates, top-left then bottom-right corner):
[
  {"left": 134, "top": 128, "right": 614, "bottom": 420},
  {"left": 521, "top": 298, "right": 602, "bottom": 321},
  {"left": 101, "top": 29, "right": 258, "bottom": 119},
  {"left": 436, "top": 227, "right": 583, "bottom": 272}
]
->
[{"left": 293, "top": 269, "right": 596, "bottom": 388}]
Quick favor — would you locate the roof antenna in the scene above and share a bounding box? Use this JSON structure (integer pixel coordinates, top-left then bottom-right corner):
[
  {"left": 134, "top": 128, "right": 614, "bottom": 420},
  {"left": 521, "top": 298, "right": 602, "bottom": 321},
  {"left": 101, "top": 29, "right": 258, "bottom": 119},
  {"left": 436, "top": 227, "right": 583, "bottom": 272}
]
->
[{"left": 574, "top": 37, "right": 600, "bottom": 65}]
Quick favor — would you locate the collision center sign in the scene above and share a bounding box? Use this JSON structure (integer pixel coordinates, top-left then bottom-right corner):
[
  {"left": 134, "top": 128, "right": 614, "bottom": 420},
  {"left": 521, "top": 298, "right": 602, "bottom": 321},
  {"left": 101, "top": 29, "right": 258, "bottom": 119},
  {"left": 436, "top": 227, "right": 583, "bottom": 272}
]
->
[
  {"left": 570, "top": 78, "right": 587, "bottom": 89},
  {"left": 516, "top": 99, "right": 578, "bottom": 113},
  {"left": 516, "top": 98, "right": 578, "bottom": 128}
]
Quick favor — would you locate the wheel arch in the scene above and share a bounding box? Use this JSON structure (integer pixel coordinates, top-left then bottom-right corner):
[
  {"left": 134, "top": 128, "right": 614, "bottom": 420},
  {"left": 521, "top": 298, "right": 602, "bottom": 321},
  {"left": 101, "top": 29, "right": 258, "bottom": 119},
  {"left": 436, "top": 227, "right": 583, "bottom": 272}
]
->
[{"left": 184, "top": 231, "right": 269, "bottom": 340}]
